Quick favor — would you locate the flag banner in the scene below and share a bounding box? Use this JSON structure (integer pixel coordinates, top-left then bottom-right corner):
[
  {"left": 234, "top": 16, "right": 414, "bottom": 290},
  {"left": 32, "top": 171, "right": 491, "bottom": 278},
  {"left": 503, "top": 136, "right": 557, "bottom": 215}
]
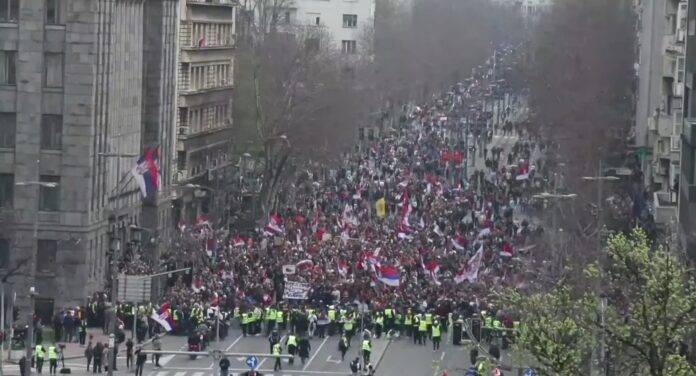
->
[
  {"left": 377, "top": 265, "right": 400, "bottom": 287},
  {"left": 150, "top": 303, "right": 174, "bottom": 331},
  {"left": 132, "top": 147, "right": 160, "bottom": 198},
  {"left": 283, "top": 281, "right": 311, "bottom": 300},
  {"left": 455, "top": 245, "right": 484, "bottom": 284}
]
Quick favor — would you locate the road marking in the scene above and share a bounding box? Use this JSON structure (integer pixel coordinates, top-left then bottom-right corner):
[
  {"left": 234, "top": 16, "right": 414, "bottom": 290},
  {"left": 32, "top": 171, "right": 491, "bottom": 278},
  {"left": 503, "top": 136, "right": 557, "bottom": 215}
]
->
[
  {"left": 159, "top": 354, "right": 175, "bottom": 366},
  {"left": 224, "top": 368, "right": 346, "bottom": 374},
  {"left": 257, "top": 357, "right": 268, "bottom": 368},
  {"left": 226, "top": 334, "right": 244, "bottom": 351},
  {"left": 326, "top": 355, "right": 342, "bottom": 364},
  {"left": 192, "top": 372, "right": 205, "bottom": 376},
  {"left": 174, "top": 372, "right": 187, "bottom": 376},
  {"left": 303, "top": 336, "right": 328, "bottom": 370}
]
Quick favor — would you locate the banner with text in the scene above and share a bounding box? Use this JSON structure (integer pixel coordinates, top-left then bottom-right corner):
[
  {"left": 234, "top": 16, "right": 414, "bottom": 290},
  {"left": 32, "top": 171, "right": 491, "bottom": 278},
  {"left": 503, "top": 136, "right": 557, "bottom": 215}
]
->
[{"left": 283, "top": 281, "right": 311, "bottom": 300}]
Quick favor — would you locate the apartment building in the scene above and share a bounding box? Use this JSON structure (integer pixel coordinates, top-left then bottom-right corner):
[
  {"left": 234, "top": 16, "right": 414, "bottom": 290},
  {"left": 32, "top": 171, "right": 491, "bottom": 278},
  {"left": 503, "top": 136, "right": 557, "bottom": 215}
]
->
[
  {"left": 0, "top": 0, "right": 177, "bottom": 315},
  {"left": 635, "top": 0, "right": 688, "bottom": 225},
  {"left": 174, "top": 0, "right": 237, "bottom": 224}
]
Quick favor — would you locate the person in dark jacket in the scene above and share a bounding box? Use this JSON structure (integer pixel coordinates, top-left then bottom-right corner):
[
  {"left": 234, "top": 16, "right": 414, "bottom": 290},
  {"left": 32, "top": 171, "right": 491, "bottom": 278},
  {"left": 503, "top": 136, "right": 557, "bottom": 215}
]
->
[
  {"left": 219, "top": 357, "right": 231, "bottom": 376},
  {"left": 349, "top": 357, "right": 360, "bottom": 375},
  {"left": 298, "top": 337, "right": 311, "bottom": 365},
  {"left": 92, "top": 342, "right": 103, "bottom": 373},
  {"left": 135, "top": 347, "right": 147, "bottom": 376}
]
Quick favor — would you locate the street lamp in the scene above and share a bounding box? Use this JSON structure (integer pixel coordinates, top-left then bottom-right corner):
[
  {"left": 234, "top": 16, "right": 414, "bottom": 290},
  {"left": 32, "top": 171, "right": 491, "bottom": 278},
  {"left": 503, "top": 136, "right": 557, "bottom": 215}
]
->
[{"left": 15, "top": 180, "right": 59, "bottom": 376}]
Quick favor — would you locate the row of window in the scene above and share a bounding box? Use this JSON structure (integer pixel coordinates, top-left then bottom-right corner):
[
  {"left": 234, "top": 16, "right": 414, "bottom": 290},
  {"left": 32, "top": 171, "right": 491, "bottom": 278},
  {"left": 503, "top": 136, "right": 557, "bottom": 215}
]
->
[
  {"left": 0, "top": 0, "right": 63, "bottom": 24},
  {"left": 185, "top": 62, "right": 232, "bottom": 91},
  {"left": 0, "top": 51, "right": 64, "bottom": 88},
  {"left": 0, "top": 173, "right": 60, "bottom": 211},
  {"left": 0, "top": 113, "right": 62, "bottom": 150},
  {"left": 0, "top": 238, "right": 57, "bottom": 274},
  {"left": 180, "top": 103, "right": 231, "bottom": 134},
  {"left": 190, "top": 22, "right": 234, "bottom": 48}
]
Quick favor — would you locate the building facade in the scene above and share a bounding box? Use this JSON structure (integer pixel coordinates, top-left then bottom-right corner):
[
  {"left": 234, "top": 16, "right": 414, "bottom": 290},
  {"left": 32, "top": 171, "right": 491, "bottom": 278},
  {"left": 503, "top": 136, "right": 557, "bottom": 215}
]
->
[
  {"left": 634, "top": 0, "right": 688, "bottom": 225},
  {"left": 174, "top": 0, "right": 237, "bottom": 225},
  {"left": 678, "top": 0, "right": 696, "bottom": 260},
  {"left": 0, "top": 0, "right": 177, "bottom": 316}
]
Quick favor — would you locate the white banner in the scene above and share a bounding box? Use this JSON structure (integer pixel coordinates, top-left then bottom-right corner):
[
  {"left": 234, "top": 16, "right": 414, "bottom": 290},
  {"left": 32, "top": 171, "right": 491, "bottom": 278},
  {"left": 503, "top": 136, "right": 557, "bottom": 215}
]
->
[{"left": 283, "top": 281, "right": 311, "bottom": 300}]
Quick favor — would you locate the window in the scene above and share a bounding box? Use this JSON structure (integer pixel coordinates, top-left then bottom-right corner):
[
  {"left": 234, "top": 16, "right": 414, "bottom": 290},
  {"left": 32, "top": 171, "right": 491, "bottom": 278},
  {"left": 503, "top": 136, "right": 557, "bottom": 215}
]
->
[
  {"left": 0, "top": 113, "right": 15, "bottom": 148},
  {"left": 341, "top": 40, "right": 357, "bottom": 54},
  {"left": 0, "top": 239, "right": 8, "bottom": 268},
  {"left": 39, "top": 175, "right": 60, "bottom": 211},
  {"left": 284, "top": 11, "right": 290, "bottom": 24},
  {"left": 0, "top": 173, "right": 13, "bottom": 208},
  {"left": 44, "top": 53, "right": 63, "bottom": 88},
  {"left": 0, "top": 51, "right": 16, "bottom": 85},
  {"left": 41, "top": 115, "right": 62, "bottom": 150},
  {"left": 46, "top": 0, "right": 63, "bottom": 25},
  {"left": 0, "top": 0, "right": 18, "bottom": 22},
  {"left": 36, "top": 240, "right": 57, "bottom": 274},
  {"left": 315, "top": 17, "right": 320, "bottom": 26},
  {"left": 343, "top": 14, "right": 357, "bottom": 28}
]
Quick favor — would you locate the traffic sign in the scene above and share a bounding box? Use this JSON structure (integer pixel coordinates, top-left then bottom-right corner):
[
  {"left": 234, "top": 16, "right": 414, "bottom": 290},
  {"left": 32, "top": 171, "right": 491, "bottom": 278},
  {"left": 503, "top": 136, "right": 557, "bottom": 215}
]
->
[
  {"left": 246, "top": 356, "right": 259, "bottom": 369},
  {"left": 523, "top": 368, "right": 537, "bottom": 376}
]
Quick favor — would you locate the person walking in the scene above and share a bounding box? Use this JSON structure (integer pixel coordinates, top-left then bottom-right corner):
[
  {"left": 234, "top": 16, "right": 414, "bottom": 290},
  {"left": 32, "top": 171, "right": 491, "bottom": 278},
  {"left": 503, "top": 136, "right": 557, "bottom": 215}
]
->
[
  {"left": 92, "top": 342, "right": 103, "bottom": 373},
  {"left": 34, "top": 344, "right": 45, "bottom": 374},
  {"left": 338, "top": 334, "right": 350, "bottom": 361},
  {"left": 431, "top": 321, "right": 442, "bottom": 351},
  {"left": 286, "top": 332, "right": 297, "bottom": 365},
  {"left": 84, "top": 342, "right": 94, "bottom": 371},
  {"left": 219, "top": 357, "right": 231, "bottom": 376},
  {"left": 152, "top": 335, "right": 162, "bottom": 367},
  {"left": 47, "top": 343, "right": 58, "bottom": 375},
  {"left": 349, "top": 357, "right": 360, "bottom": 375},
  {"left": 125, "top": 338, "right": 134, "bottom": 369},
  {"left": 78, "top": 320, "right": 87, "bottom": 345},
  {"left": 272, "top": 342, "right": 282, "bottom": 371},
  {"left": 298, "top": 336, "right": 311, "bottom": 365},
  {"left": 361, "top": 337, "right": 372, "bottom": 367},
  {"left": 135, "top": 347, "right": 147, "bottom": 376}
]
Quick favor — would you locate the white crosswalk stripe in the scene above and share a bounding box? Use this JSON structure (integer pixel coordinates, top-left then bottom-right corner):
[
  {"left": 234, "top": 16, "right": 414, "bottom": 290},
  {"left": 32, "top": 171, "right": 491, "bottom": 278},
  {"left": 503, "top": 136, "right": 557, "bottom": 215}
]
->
[
  {"left": 192, "top": 372, "right": 205, "bottom": 376},
  {"left": 174, "top": 372, "right": 187, "bottom": 376}
]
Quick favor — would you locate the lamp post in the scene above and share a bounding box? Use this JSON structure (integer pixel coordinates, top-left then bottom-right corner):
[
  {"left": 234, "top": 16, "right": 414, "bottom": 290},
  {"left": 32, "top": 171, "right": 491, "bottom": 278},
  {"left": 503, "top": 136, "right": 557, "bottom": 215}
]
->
[
  {"left": 582, "top": 160, "right": 621, "bottom": 376},
  {"left": 15, "top": 180, "right": 59, "bottom": 376}
]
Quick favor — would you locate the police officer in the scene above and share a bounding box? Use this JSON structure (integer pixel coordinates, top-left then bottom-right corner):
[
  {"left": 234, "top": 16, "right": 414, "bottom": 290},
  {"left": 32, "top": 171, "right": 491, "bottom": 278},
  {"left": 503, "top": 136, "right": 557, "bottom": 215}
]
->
[
  {"left": 431, "top": 321, "right": 442, "bottom": 351},
  {"left": 361, "top": 336, "right": 372, "bottom": 367},
  {"left": 34, "top": 343, "right": 45, "bottom": 374},
  {"left": 339, "top": 334, "right": 350, "bottom": 361},
  {"left": 418, "top": 314, "right": 428, "bottom": 345},
  {"left": 286, "top": 332, "right": 298, "bottom": 365},
  {"left": 47, "top": 343, "right": 58, "bottom": 375},
  {"left": 273, "top": 342, "right": 283, "bottom": 371}
]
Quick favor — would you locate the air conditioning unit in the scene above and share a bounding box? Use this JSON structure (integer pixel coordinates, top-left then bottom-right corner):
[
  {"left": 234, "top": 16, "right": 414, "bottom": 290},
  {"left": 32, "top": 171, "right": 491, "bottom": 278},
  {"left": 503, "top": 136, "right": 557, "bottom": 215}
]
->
[{"left": 675, "top": 82, "right": 684, "bottom": 97}]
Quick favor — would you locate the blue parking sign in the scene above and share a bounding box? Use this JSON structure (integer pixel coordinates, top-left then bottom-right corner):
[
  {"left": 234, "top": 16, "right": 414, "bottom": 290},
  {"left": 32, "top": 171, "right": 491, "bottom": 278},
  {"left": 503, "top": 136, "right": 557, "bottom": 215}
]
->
[{"left": 246, "top": 356, "right": 259, "bottom": 369}]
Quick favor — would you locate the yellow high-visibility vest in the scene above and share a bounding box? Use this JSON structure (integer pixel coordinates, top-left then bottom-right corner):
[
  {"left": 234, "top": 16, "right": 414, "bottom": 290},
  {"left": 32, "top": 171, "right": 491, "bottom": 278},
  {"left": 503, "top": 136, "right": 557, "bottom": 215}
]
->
[
  {"left": 362, "top": 340, "right": 371, "bottom": 351},
  {"left": 418, "top": 319, "right": 427, "bottom": 332},
  {"left": 431, "top": 324, "right": 441, "bottom": 338},
  {"left": 287, "top": 335, "right": 297, "bottom": 347},
  {"left": 375, "top": 198, "right": 386, "bottom": 218},
  {"left": 273, "top": 343, "right": 282, "bottom": 355}
]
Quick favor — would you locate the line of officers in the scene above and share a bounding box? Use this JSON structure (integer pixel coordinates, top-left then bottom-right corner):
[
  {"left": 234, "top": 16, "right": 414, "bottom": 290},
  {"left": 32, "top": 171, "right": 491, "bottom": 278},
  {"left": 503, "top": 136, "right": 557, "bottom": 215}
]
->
[{"left": 21, "top": 343, "right": 62, "bottom": 375}]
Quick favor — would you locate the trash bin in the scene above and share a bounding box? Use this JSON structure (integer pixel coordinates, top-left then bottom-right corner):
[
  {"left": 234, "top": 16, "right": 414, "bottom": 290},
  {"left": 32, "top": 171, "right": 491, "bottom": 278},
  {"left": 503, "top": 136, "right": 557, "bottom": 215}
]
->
[{"left": 471, "top": 318, "right": 481, "bottom": 342}]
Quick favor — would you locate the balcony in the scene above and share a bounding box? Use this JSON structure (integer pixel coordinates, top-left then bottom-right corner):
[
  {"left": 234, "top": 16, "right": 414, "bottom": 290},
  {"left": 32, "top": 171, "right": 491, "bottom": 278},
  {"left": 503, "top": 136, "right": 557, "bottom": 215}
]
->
[
  {"left": 663, "top": 34, "right": 683, "bottom": 55},
  {"left": 648, "top": 113, "right": 672, "bottom": 136},
  {"left": 187, "top": 0, "right": 237, "bottom": 6},
  {"left": 653, "top": 191, "right": 677, "bottom": 224}
]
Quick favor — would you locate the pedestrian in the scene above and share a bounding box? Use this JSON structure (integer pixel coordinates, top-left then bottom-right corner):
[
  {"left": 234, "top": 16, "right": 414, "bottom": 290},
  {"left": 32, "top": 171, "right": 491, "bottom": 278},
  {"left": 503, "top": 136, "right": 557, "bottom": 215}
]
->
[
  {"left": 349, "top": 357, "right": 360, "bottom": 375},
  {"left": 431, "top": 321, "right": 442, "bottom": 351},
  {"left": 48, "top": 343, "right": 58, "bottom": 375},
  {"left": 361, "top": 337, "right": 372, "bottom": 367},
  {"left": 339, "top": 334, "right": 350, "bottom": 361},
  {"left": 84, "top": 342, "right": 93, "bottom": 371},
  {"left": 135, "top": 347, "right": 147, "bottom": 376},
  {"left": 34, "top": 343, "right": 45, "bottom": 374},
  {"left": 298, "top": 336, "right": 311, "bottom": 365},
  {"left": 93, "top": 341, "right": 103, "bottom": 373},
  {"left": 126, "top": 338, "right": 134, "bottom": 369},
  {"left": 152, "top": 334, "right": 162, "bottom": 367},
  {"left": 219, "top": 357, "right": 231, "bottom": 376},
  {"left": 272, "top": 342, "right": 282, "bottom": 371},
  {"left": 286, "top": 332, "right": 297, "bottom": 365},
  {"left": 19, "top": 355, "right": 27, "bottom": 376},
  {"left": 79, "top": 320, "right": 87, "bottom": 345}
]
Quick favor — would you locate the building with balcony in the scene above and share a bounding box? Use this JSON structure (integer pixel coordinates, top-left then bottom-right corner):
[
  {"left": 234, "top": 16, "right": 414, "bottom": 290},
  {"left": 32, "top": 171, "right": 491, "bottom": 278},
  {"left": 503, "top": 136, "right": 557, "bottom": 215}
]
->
[
  {"left": 175, "top": 0, "right": 237, "bottom": 224},
  {"left": 634, "top": 0, "right": 687, "bottom": 225},
  {"left": 0, "top": 0, "right": 177, "bottom": 315}
]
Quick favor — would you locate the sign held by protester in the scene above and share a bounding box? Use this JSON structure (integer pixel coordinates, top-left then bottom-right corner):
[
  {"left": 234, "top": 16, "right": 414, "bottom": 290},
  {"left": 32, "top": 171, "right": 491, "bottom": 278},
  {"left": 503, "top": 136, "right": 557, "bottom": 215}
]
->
[
  {"left": 283, "top": 281, "right": 311, "bottom": 300},
  {"left": 282, "top": 264, "right": 296, "bottom": 275}
]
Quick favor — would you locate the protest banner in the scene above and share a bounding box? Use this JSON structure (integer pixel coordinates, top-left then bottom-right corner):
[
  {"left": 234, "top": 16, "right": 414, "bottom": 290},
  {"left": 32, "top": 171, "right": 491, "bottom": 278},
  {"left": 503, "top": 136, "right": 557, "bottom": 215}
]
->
[{"left": 283, "top": 281, "right": 311, "bottom": 300}]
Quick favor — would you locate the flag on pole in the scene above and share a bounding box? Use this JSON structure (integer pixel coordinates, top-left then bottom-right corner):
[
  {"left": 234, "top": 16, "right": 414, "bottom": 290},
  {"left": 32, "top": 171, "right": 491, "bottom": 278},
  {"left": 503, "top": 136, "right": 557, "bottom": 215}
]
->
[
  {"left": 132, "top": 147, "right": 160, "bottom": 198},
  {"left": 422, "top": 259, "right": 441, "bottom": 285},
  {"left": 264, "top": 214, "right": 285, "bottom": 236},
  {"left": 455, "top": 245, "right": 484, "bottom": 284},
  {"left": 150, "top": 303, "right": 174, "bottom": 331},
  {"left": 377, "top": 265, "right": 400, "bottom": 287}
]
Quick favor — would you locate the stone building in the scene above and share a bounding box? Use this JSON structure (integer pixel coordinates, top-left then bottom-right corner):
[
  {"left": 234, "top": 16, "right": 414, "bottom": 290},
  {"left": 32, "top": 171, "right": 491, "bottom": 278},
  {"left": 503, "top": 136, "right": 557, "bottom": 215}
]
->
[
  {"left": 0, "top": 0, "right": 177, "bottom": 318},
  {"left": 174, "top": 0, "right": 237, "bottom": 225}
]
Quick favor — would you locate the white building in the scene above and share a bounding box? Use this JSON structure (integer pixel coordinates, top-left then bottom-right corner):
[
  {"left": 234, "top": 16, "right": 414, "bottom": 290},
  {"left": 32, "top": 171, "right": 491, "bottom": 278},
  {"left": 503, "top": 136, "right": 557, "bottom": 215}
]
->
[{"left": 247, "top": 0, "right": 376, "bottom": 54}]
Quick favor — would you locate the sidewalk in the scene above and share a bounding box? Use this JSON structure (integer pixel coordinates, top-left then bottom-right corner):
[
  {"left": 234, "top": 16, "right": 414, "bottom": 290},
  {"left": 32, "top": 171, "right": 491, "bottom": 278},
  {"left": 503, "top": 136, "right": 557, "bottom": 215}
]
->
[{"left": 4, "top": 328, "right": 114, "bottom": 363}]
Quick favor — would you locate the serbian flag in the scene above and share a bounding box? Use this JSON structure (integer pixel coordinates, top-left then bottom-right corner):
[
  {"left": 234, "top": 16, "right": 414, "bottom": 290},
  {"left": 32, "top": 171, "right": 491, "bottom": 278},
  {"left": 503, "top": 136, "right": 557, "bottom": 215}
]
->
[
  {"left": 455, "top": 245, "right": 484, "bottom": 284},
  {"left": 150, "top": 303, "right": 174, "bottom": 331},
  {"left": 191, "top": 277, "right": 204, "bottom": 293},
  {"left": 422, "top": 259, "right": 441, "bottom": 285},
  {"left": 500, "top": 242, "right": 514, "bottom": 258},
  {"left": 231, "top": 235, "right": 245, "bottom": 247},
  {"left": 377, "top": 265, "right": 400, "bottom": 287},
  {"left": 132, "top": 147, "right": 160, "bottom": 198},
  {"left": 264, "top": 214, "right": 285, "bottom": 236},
  {"left": 453, "top": 234, "right": 467, "bottom": 251},
  {"left": 337, "top": 259, "right": 349, "bottom": 277}
]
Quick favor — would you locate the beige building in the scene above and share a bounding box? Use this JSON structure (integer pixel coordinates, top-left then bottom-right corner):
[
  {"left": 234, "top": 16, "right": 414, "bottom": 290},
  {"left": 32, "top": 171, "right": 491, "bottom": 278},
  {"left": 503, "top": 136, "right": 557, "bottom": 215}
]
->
[{"left": 174, "top": 0, "right": 237, "bottom": 225}]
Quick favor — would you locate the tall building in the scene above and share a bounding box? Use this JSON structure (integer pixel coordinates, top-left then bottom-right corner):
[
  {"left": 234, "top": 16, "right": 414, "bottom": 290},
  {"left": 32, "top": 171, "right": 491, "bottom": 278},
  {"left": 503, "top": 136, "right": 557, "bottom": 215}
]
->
[
  {"left": 0, "top": 0, "right": 177, "bottom": 317},
  {"left": 173, "top": 0, "right": 237, "bottom": 225},
  {"left": 634, "top": 0, "right": 688, "bottom": 225},
  {"left": 678, "top": 0, "right": 696, "bottom": 260}
]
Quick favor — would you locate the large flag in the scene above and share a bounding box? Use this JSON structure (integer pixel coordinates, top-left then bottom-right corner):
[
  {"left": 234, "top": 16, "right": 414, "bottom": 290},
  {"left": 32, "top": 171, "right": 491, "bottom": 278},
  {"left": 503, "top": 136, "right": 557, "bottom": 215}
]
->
[
  {"left": 150, "top": 303, "right": 174, "bottom": 331},
  {"left": 452, "top": 234, "right": 467, "bottom": 251},
  {"left": 455, "top": 245, "right": 484, "bottom": 284},
  {"left": 377, "top": 265, "right": 400, "bottom": 287},
  {"left": 422, "top": 259, "right": 441, "bottom": 285},
  {"left": 337, "top": 259, "right": 348, "bottom": 278},
  {"left": 132, "top": 147, "right": 160, "bottom": 198},
  {"left": 264, "top": 214, "right": 285, "bottom": 236}
]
